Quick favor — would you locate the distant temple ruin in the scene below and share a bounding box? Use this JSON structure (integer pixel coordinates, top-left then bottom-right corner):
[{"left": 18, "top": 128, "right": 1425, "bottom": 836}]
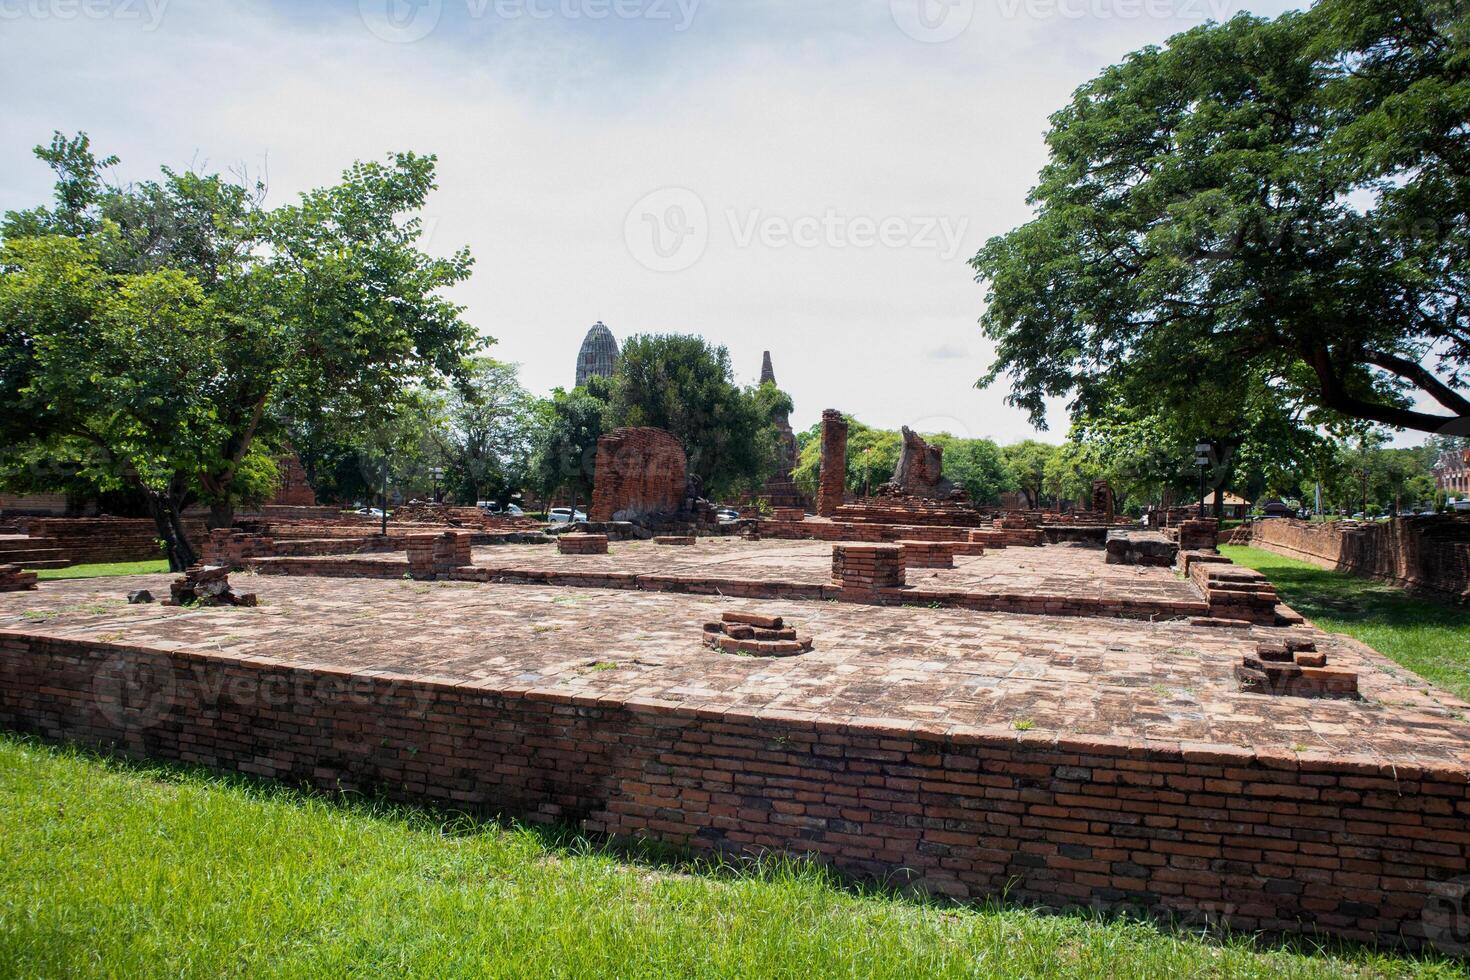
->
[
  {"left": 575, "top": 321, "right": 620, "bottom": 388},
  {"left": 882, "top": 427, "right": 957, "bottom": 500},
  {"left": 759, "top": 351, "right": 805, "bottom": 509}
]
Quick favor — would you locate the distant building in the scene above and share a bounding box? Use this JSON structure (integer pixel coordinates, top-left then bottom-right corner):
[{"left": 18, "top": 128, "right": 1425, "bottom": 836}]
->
[
  {"left": 759, "top": 351, "right": 805, "bottom": 509},
  {"left": 575, "top": 321, "right": 620, "bottom": 387},
  {"left": 1434, "top": 449, "right": 1470, "bottom": 495},
  {"left": 1202, "top": 491, "right": 1251, "bottom": 520}
]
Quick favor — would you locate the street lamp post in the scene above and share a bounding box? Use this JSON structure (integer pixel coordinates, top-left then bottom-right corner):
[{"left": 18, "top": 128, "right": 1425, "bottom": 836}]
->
[
  {"left": 1194, "top": 442, "right": 1212, "bottom": 517},
  {"left": 380, "top": 457, "right": 390, "bottom": 537},
  {"left": 430, "top": 466, "right": 444, "bottom": 503}
]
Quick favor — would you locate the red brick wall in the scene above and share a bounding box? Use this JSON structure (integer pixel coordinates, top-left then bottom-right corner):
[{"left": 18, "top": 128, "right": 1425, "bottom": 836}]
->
[
  {"left": 1248, "top": 518, "right": 1470, "bottom": 602},
  {"left": 816, "top": 411, "right": 848, "bottom": 518},
  {"left": 3, "top": 634, "right": 1467, "bottom": 950},
  {"left": 22, "top": 518, "right": 207, "bottom": 564},
  {"left": 590, "top": 428, "right": 687, "bottom": 523}
]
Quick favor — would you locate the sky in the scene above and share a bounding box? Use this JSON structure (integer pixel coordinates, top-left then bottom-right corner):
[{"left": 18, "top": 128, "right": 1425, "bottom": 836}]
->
[{"left": 0, "top": 0, "right": 1312, "bottom": 443}]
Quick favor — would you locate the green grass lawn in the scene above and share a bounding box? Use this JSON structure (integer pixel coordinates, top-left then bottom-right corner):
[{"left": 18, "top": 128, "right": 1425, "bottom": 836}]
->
[
  {"left": 35, "top": 559, "right": 169, "bottom": 581},
  {"left": 0, "top": 737, "right": 1464, "bottom": 978},
  {"left": 1221, "top": 545, "right": 1470, "bottom": 701}
]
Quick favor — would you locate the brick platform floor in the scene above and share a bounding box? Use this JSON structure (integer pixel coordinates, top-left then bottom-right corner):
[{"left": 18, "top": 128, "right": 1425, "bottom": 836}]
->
[
  {"left": 251, "top": 539, "right": 1204, "bottom": 616},
  {"left": 2, "top": 572, "right": 1463, "bottom": 762}
]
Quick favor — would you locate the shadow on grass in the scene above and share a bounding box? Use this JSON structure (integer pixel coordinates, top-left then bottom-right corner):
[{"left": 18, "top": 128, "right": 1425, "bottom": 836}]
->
[
  {"left": 3, "top": 730, "right": 1456, "bottom": 971},
  {"left": 1222, "top": 548, "right": 1470, "bottom": 630}
]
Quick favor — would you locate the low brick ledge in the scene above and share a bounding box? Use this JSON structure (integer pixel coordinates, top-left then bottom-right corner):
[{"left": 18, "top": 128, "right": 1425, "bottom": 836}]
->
[
  {"left": 3, "top": 629, "right": 1469, "bottom": 950},
  {"left": 242, "top": 555, "right": 1209, "bottom": 621}
]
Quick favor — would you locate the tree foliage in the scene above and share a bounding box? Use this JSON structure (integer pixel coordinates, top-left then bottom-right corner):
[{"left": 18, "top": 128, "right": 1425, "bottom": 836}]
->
[
  {"left": 0, "top": 133, "right": 482, "bottom": 567},
  {"left": 606, "top": 334, "right": 787, "bottom": 499},
  {"left": 973, "top": 0, "right": 1470, "bottom": 436}
]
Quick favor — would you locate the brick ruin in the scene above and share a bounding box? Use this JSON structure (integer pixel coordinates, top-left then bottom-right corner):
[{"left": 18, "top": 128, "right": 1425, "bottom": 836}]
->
[
  {"left": 815, "top": 410, "right": 849, "bottom": 517},
  {"left": 758, "top": 352, "right": 805, "bottom": 509},
  {"left": 1105, "top": 530, "right": 1178, "bottom": 566},
  {"left": 831, "top": 543, "right": 905, "bottom": 590},
  {"left": 702, "top": 610, "right": 813, "bottom": 656},
  {"left": 1236, "top": 636, "right": 1359, "bottom": 698},
  {"left": 1091, "top": 479, "right": 1115, "bottom": 522},
  {"left": 405, "top": 531, "right": 473, "bottom": 580},
  {"left": 589, "top": 427, "right": 688, "bottom": 523},
  {"left": 1176, "top": 517, "right": 1219, "bottom": 553},
  {"left": 883, "top": 426, "right": 955, "bottom": 499},
  {"left": 1240, "top": 515, "right": 1470, "bottom": 603},
  {"left": 558, "top": 533, "right": 609, "bottom": 555},
  {"left": 0, "top": 564, "right": 38, "bottom": 592},
  {"left": 897, "top": 539, "right": 955, "bottom": 569},
  {"left": 168, "top": 565, "right": 257, "bottom": 607}
]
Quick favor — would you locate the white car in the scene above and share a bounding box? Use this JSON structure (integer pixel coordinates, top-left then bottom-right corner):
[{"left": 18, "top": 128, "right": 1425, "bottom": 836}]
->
[
  {"left": 547, "top": 507, "right": 586, "bottom": 524},
  {"left": 716, "top": 508, "right": 740, "bottom": 522}
]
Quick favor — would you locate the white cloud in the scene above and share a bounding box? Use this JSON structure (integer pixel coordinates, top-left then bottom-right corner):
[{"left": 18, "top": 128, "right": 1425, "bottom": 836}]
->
[{"left": 0, "top": 0, "right": 1301, "bottom": 442}]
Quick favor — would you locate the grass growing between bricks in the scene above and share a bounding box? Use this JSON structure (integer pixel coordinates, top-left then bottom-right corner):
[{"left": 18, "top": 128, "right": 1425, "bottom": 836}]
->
[
  {"left": 35, "top": 559, "right": 169, "bottom": 581},
  {"left": 1222, "top": 546, "right": 1470, "bottom": 701},
  {"left": 0, "top": 735, "right": 1464, "bottom": 978}
]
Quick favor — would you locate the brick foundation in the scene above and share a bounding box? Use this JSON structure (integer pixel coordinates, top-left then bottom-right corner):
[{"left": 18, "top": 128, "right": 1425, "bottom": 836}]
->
[
  {"left": 405, "top": 532, "right": 473, "bottom": 580},
  {"left": 2, "top": 633, "right": 1467, "bottom": 951},
  {"left": 558, "top": 534, "right": 610, "bottom": 555},
  {"left": 831, "top": 544, "right": 905, "bottom": 590},
  {"left": 897, "top": 540, "right": 955, "bottom": 569}
]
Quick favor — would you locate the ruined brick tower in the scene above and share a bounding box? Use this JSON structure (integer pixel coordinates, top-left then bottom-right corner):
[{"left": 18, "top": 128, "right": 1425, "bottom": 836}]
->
[
  {"left": 575, "top": 321, "right": 620, "bottom": 388},
  {"left": 816, "top": 409, "right": 849, "bottom": 517},
  {"left": 760, "top": 351, "right": 804, "bottom": 508}
]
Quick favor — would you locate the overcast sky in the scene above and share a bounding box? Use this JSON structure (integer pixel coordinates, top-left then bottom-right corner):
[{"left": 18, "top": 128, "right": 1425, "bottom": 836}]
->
[{"left": 2, "top": 0, "right": 1308, "bottom": 442}]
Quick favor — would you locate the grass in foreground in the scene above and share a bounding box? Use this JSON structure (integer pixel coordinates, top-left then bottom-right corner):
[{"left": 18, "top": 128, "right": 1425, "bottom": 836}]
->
[
  {"left": 1221, "top": 545, "right": 1470, "bottom": 701},
  {"left": 35, "top": 559, "right": 169, "bottom": 581},
  {"left": 0, "top": 736, "right": 1463, "bottom": 978}
]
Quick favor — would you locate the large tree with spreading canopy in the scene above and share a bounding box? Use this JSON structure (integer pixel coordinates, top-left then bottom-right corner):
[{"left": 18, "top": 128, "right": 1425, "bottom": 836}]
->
[{"left": 973, "top": 0, "right": 1470, "bottom": 440}]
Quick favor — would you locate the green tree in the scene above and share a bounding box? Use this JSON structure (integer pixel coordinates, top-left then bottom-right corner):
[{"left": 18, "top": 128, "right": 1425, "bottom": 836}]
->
[
  {"left": 529, "top": 382, "right": 610, "bottom": 512},
  {"left": 1000, "top": 441, "right": 1059, "bottom": 509},
  {"left": 973, "top": 1, "right": 1470, "bottom": 437},
  {"left": 791, "top": 419, "right": 901, "bottom": 498},
  {"left": 607, "top": 334, "right": 785, "bottom": 499},
  {"left": 928, "top": 435, "right": 1011, "bottom": 504},
  {"left": 0, "top": 133, "right": 482, "bottom": 567},
  {"left": 432, "top": 358, "right": 536, "bottom": 505}
]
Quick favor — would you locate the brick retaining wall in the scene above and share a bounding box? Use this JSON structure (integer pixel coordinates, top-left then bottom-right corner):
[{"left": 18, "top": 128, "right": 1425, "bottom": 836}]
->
[
  {"left": 1246, "top": 517, "right": 1470, "bottom": 603},
  {"left": 2, "top": 633, "right": 1466, "bottom": 949}
]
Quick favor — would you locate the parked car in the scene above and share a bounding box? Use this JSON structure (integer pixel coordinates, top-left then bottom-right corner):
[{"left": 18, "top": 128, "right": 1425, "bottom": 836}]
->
[
  {"left": 477, "top": 501, "right": 500, "bottom": 514},
  {"left": 355, "top": 507, "right": 387, "bottom": 518},
  {"left": 547, "top": 507, "right": 585, "bottom": 524},
  {"left": 715, "top": 508, "right": 740, "bottom": 523},
  {"left": 504, "top": 504, "right": 525, "bottom": 517}
]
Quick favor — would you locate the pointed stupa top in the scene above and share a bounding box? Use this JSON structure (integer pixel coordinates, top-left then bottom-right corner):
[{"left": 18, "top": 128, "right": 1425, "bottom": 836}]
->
[
  {"left": 576, "top": 321, "right": 619, "bottom": 387},
  {"left": 760, "top": 350, "right": 776, "bottom": 386}
]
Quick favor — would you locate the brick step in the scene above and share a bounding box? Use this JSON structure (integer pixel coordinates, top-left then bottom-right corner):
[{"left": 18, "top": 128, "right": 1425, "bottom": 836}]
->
[
  {"left": 9, "top": 558, "right": 71, "bottom": 570},
  {"left": 0, "top": 546, "right": 66, "bottom": 559}
]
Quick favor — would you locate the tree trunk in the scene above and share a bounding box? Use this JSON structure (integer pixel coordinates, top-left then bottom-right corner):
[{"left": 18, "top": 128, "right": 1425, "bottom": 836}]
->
[
  {"left": 207, "top": 499, "right": 235, "bottom": 531},
  {"left": 145, "top": 488, "right": 197, "bottom": 572}
]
